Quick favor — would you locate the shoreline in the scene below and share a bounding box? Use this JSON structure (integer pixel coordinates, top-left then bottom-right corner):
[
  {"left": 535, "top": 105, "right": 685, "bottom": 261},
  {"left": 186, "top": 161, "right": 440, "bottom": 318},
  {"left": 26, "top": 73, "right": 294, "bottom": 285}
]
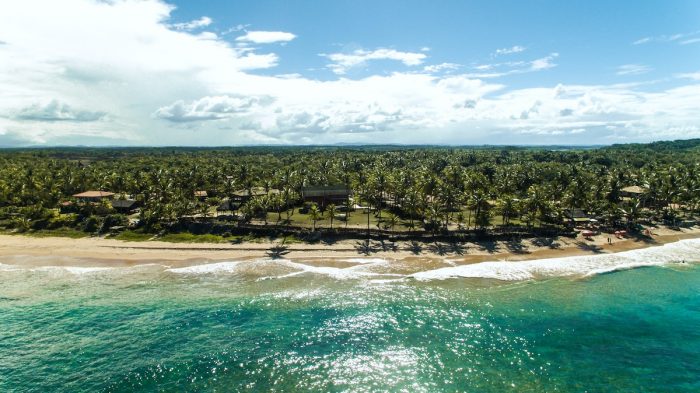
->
[{"left": 1, "top": 226, "right": 699, "bottom": 269}]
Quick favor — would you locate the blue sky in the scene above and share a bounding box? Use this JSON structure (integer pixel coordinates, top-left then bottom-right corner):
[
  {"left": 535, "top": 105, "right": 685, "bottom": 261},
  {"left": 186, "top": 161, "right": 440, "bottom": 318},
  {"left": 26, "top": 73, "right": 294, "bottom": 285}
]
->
[
  {"left": 170, "top": 0, "right": 700, "bottom": 85},
  {"left": 0, "top": 0, "right": 699, "bottom": 146}
]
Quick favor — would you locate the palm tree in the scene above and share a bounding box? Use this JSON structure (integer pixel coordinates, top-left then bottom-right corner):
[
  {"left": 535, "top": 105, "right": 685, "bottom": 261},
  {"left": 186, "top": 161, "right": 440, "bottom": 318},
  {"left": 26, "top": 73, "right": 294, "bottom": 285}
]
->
[
  {"left": 327, "top": 203, "right": 337, "bottom": 229},
  {"left": 619, "top": 198, "right": 641, "bottom": 230},
  {"left": 309, "top": 204, "right": 322, "bottom": 231},
  {"left": 386, "top": 212, "right": 400, "bottom": 232}
]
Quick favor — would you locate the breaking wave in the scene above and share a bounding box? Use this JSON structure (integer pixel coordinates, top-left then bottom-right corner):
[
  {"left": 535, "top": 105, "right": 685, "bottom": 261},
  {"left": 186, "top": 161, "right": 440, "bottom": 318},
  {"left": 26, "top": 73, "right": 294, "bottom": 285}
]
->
[{"left": 412, "top": 238, "right": 700, "bottom": 281}]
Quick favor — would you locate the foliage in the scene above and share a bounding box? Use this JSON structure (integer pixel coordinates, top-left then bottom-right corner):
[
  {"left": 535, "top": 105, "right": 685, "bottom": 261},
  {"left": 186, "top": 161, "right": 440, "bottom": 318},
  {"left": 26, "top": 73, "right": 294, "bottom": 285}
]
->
[{"left": 0, "top": 139, "right": 698, "bottom": 239}]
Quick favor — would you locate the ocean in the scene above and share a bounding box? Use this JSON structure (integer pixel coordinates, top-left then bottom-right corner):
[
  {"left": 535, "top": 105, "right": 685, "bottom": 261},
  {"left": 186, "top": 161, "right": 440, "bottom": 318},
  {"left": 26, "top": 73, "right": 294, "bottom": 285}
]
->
[{"left": 1, "top": 239, "right": 700, "bottom": 392}]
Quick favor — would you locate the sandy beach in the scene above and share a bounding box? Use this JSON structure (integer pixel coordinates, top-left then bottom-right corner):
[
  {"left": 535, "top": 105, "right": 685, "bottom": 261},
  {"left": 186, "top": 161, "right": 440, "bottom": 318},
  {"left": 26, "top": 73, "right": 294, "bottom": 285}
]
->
[{"left": 1, "top": 226, "right": 698, "bottom": 269}]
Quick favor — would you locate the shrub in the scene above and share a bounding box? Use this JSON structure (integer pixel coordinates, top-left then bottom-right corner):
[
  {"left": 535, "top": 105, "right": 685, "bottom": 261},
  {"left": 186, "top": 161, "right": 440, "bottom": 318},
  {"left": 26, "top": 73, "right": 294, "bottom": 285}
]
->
[{"left": 83, "top": 216, "right": 102, "bottom": 233}]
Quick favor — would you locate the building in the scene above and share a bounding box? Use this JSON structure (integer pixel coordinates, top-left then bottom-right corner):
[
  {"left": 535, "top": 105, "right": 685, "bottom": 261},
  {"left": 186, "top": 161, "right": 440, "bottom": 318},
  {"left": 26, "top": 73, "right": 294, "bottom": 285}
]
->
[
  {"left": 231, "top": 187, "right": 279, "bottom": 204},
  {"left": 301, "top": 185, "right": 351, "bottom": 208},
  {"left": 194, "top": 190, "right": 208, "bottom": 200},
  {"left": 620, "top": 185, "right": 647, "bottom": 198},
  {"left": 216, "top": 199, "right": 237, "bottom": 215},
  {"left": 111, "top": 199, "right": 139, "bottom": 214},
  {"left": 564, "top": 208, "right": 590, "bottom": 225},
  {"left": 72, "top": 191, "right": 115, "bottom": 203}
]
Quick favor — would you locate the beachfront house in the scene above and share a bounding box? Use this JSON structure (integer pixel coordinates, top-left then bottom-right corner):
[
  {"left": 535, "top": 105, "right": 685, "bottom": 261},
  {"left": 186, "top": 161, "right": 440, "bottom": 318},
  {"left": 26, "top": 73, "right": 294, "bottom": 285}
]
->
[
  {"left": 301, "top": 185, "right": 351, "bottom": 208},
  {"left": 72, "top": 191, "right": 115, "bottom": 203},
  {"left": 564, "top": 208, "right": 591, "bottom": 226},
  {"left": 111, "top": 199, "right": 139, "bottom": 214}
]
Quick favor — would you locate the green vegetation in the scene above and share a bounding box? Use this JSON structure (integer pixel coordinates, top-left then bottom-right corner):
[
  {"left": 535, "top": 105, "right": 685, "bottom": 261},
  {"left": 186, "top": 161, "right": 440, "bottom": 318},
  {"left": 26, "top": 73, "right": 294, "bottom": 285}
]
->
[
  {"left": 113, "top": 230, "right": 154, "bottom": 242},
  {"left": 157, "top": 233, "right": 228, "bottom": 243},
  {"left": 7, "top": 228, "right": 90, "bottom": 239},
  {"left": 0, "top": 140, "right": 698, "bottom": 242}
]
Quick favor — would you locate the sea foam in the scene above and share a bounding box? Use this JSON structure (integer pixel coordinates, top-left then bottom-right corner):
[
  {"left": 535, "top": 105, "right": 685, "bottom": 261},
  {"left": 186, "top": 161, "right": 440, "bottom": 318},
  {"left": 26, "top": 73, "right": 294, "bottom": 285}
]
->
[
  {"left": 412, "top": 238, "right": 700, "bottom": 281},
  {"left": 166, "top": 258, "right": 400, "bottom": 280},
  {"left": 166, "top": 261, "right": 244, "bottom": 274}
]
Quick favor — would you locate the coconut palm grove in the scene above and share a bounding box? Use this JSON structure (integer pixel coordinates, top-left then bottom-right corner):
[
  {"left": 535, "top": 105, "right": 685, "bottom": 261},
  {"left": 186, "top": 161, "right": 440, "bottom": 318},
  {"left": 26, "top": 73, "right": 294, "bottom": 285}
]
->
[{"left": 2, "top": 139, "right": 698, "bottom": 242}]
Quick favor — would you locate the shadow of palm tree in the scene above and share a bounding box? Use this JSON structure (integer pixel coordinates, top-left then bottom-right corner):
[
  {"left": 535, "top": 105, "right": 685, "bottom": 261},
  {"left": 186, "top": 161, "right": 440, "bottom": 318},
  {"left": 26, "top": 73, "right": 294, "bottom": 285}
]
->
[
  {"left": 427, "top": 242, "right": 449, "bottom": 256},
  {"left": 354, "top": 240, "right": 377, "bottom": 255},
  {"left": 532, "top": 237, "right": 561, "bottom": 249},
  {"left": 321, "top": 236, "right": 337, "bottom": 245},
  {"left": 266, "top": 244, "right": 290, "bottom": 259},
  {"left": 448, "top": 242, "right": 466, "bottom": 255},
  {"left": 575, "top": 241, "right": 605, "bottom": 253},
  {"left": 505, "top": 237, "right": 529, "bottom": 254},
  {"left": 378, "top": 240, "right": 398, "bottom": 252},
  {"left": 404, "top": 241, "right": 423, "bottom": 255},
  {"left": 477, "top": 240, "right": 499, "bottom": 254},
  {"left": 630, "top": 232, "right": 658, "bottom": 244}
]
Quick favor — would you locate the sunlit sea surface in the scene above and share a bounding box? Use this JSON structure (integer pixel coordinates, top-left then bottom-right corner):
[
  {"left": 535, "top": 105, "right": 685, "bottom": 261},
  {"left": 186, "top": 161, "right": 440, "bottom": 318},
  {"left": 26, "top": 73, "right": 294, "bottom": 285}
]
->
[{"left": 1, "top": 239, "right": 700, "bottom": 392}]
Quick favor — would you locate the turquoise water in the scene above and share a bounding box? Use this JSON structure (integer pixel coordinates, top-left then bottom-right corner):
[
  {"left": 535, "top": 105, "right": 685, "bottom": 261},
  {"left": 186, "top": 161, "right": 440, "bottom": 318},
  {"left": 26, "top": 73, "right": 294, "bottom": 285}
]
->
[{"left": 1, "top": 250, "right": 700, "bottom": 392}]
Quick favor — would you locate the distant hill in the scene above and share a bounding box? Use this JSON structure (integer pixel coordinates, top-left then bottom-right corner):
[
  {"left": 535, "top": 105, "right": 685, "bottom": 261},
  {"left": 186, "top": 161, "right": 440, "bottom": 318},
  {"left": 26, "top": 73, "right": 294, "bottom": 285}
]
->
[{"left": 605, "top": 138, "right": 700, "bottom": 152}]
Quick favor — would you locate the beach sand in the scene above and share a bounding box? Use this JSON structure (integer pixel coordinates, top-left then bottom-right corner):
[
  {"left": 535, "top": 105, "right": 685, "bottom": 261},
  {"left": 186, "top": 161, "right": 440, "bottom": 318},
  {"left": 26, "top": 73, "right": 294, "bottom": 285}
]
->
[{"left": 1, "top": 226, "right": 698, "bottom": 269}]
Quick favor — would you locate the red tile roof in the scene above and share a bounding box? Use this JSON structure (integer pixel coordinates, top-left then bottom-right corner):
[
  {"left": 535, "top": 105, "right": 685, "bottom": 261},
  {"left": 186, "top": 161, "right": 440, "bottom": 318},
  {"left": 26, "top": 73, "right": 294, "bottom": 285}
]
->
[{"left": 72, "top": 191, "right": 115, "bottom": 198}]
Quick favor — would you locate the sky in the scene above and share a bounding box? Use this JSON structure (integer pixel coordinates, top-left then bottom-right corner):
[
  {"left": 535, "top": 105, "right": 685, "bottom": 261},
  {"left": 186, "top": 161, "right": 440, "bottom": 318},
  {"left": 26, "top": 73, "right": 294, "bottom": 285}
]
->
[{"left": 0, "top": 0, "right": 699, "bottom": 147}]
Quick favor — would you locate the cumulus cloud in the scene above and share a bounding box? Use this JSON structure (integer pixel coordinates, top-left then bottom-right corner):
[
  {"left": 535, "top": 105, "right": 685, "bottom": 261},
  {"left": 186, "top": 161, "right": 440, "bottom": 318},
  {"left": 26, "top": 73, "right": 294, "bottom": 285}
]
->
[
  {"left": 171, "top": 16, "right": 212, "bottom": 31},
  {"left": 616, "top": 64, "right": 652, "bottom": 76},
  {"left": 15, "top": 100, "right": 106, "bottom": 122},
  {"left": 0, "top": 0, "right": 699, "bottom": 146},
  {"left": 423, "top": 63, "right": 460, "bottom": 73},
  {"left": 494, "top": 45, "right": 526, "bottom": 56},
  {"left": 235, "top": 31, "right": 296, "bottom": 44},
  {"left": 154, "top": 95, "right": 272, "bottom": 122},
  {"left": 322, "top": 48, "right": 427, "bottom": 75},
  {"left": 530, "top": 53, "right": 558, "bottom": 71}
]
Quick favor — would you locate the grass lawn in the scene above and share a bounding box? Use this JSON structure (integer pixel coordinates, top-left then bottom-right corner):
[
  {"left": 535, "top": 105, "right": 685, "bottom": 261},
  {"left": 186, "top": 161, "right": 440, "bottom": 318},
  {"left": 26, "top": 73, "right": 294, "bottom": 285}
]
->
[
  {"left": 157, "top": 233, "right": 229, "bottom": 243},
  {"left": 262, "top": 208, "right": 411, "bottom": 230},
  {"left": 113, "top": 230, "right": 154, "bottom": 242},
  {"left": 6, "top": 228, "right": 91, "bottom": 239},
  {"left": 260, "top": 207, "right": 527, "bottom": 231}
]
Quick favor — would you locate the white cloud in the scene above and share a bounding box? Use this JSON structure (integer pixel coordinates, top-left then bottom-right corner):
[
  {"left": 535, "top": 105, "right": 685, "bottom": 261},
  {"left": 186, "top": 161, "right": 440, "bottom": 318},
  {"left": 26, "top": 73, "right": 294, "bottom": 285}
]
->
[
  {"left": 468, "top": 54, "right": 558, "bottom": 78},
  {"left": 171, "top": 16, "right": 212, "bottom": 31},
  {"left": 235, "top": 31, "right": 296, "bottom": 44},
  {"left": 616, "top": 64, "right": 652, "bottom": 76},
  {"left": 423, "top": 63, "right": 460, "bottom": 73},
  {"left": 676, "top": 71, "right": 700, "bottom": 81},
  {"left": 154, "top": 95, "right": 272, "bottom": 122},
  {"left": 680, "top": 38, "right": 700, "bottom": 45},
  {"left": 0, "top": 0, "right": 699, "bottom": 146},
  {"left": 633, "top": 30, "right": 700, "bottom": 45},
  {"left": 322, "top": 48, "right": 427, "bottom": 75},
  {"left": 15, "top": 100, "right": 106, "bottom": 122},
  {"left": 494, "top": 45, "right": 526, "bottom": 56},
  {"left": 530, "top": 53, "right": 558, "bottom": 70}
]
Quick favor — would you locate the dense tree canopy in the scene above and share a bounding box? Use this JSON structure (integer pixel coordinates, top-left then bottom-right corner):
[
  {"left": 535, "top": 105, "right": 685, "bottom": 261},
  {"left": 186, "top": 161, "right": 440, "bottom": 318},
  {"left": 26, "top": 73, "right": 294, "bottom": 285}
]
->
[{"left": 0, "top": 140, "right": 698, "bottom": 236}]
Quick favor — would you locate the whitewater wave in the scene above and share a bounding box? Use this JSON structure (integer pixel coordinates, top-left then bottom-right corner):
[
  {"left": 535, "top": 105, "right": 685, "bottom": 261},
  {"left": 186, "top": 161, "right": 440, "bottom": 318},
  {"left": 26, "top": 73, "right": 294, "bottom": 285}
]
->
[
  {"left": 166, "top": 261, "right": 243, "bottom": 274},
  {"left": 412, "top": 238, "right": 700, "bottom": 281},
  {"left": 166, "top": 258, "right": 402, "bottom": 280},
  {"left": 340, "top": 258, "right": 389, "bottom": 264},
  {"left": 0, "top": 262, "right": 114, "bottom": 275},
  {"left": 2, "top": 239, "right": 699, "bottom": 282}
]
